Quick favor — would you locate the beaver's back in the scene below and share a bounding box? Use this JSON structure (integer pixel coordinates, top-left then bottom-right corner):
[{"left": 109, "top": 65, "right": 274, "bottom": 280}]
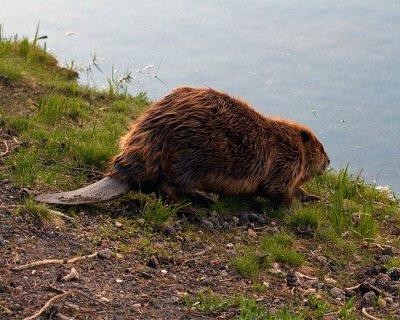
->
[{"left": 111, "top": 87, "right": 303, "bottom": 196}]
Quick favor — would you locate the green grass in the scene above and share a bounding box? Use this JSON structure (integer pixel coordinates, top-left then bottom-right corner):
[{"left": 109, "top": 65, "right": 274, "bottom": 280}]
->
[
  {"left": 233, "top": 232, "right": 304, "bottom": 278},
  {"left": 233, "top": 251, "right": 262, "bottom": 278},
  {"left": 286, "top": 206, "right": 319, "bottom": 237},
  {"left": 1, "top": 29, "right": 149, "bottom": 190},
  {"left": 385, "top": 257, "right": 400, "bottom": 269},
  {"left": 142, "top": 198, "right": 186, "bottom": 227},
  {"left": 260, "top": 233, "right": 305, "bottom": 267},
  {"left": 14, "top": 198, "right": 64, "bottom": 226},
  {"left": 185, "top": 289, "right": 231, "bottom": 315}
]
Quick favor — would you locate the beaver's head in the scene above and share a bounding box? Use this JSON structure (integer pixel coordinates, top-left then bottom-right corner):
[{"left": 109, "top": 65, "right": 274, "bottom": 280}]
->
[{"left": 299, "top": 128, "right": 330, "bottom": 177}]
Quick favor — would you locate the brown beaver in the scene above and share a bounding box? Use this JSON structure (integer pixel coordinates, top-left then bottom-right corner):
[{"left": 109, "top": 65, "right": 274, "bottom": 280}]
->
[{"left": 36, "top": 87, "right": 329, "bottom": 206}]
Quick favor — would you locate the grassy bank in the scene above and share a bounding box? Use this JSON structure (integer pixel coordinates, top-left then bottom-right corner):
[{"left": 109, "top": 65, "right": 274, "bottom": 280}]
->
[{"left": 1, "top": 30, "right": 400, "bottom": 319}]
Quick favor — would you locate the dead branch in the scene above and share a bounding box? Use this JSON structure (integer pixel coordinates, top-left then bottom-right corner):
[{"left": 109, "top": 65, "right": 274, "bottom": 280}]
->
[
  {"left": 0, "top": 141, "right": 9, "bottom": 156},
  {"left": 48, "top": 209, "right": 75, "bottom": 222},
  {"left": 362, "top": 307, "right": 381, "bottom": 320},
  {"left": 61, "top": 267, "right": 79, "bottom": 282},
  {"left": 23, "top": 291, "right": 75, "bottom": 320},
  {"left": 295, "top": 271, "right": 317, "bottom": 280},
  {"left": 12, "top": 252, "right": 98, "bottom": 271}
]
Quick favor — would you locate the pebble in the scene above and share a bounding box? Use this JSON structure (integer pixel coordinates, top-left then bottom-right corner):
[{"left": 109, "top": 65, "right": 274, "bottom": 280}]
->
[
  {"left": 363, "top": 291, "right": 377, "bottom": 305},
  {"left": 148, "top": 256, "right": 159, "bottom": 269},
  {"left": 232, "top": 216, "right": 240, "bottom": 225},
  {"left": 382, "top": 246, "right": 394, "bottom": 256},
  {"left": 324, "top": 277, "right": 337, "bottom": 286},
  {"left": 384, "top": 297, "right": 393, "bottom": 305},
  {"left": 201, "top": 218, "right": 213, "bottom": 229},
  {"left": 162, "top": 226, "right": 176, "bottom": 236},
  {"left": 100, "top": 297, "right": 110, "bottom": 303},
  {"left": 388, "top": 268, "right": 400, "bottom": 281},
  {"left": 303, "top": 279, "right": 319, "bottom": 288},
  {"left": 247, "top": 228, "right": 257, "bottom": 239},
  {"left": 330, "top": 287, "right": 345, "bottom": 300},
  {"left": 249, "top": 213, "right": 267, "bottom": 224},
  {"left": 97, "top": 248, "right": 112, "bottom": 260},
  {"left": 116, "top": 278, "right": 124, "bottom": 283},
  {"left": 0, "top": 236, "right": 7, "bottom": 247},
  {"left": 238, "top": 212, "right": 249, "bottom": 224},
  {"left": 377, "top": 297, "right": 387, "bottom": 308},
  {"left": 160, "top": 269, "right": 168, "bottom": 275},
  {"left": 226, "top": 243, "right": 234, "bottom": 249}
]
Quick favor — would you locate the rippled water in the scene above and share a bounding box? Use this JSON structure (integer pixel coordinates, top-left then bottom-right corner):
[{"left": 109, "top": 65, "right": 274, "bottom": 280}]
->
[{"left": 2, "top": 0, "right": 399, "bottom": 191}]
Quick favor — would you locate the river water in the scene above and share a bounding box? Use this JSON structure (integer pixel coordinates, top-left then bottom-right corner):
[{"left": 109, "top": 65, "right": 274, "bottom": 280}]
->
[{"left": 1, "top": 0, "right": 399, "bottom": 192}]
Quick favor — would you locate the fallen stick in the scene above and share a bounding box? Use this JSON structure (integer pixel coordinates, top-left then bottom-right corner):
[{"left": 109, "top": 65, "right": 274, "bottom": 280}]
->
[
  {"left": 0, "top": 141, "right": 9, "bottom": 156},
  {"left": 49, "top": 209, "right": 75, "bottom": 222},
  {"left": 295, "top": 271, "right": 317, "bottom": 280},
  {"left": 12, "top": 252, "right": 98, "bottom": 271},
  {"left": 23, "top": 291, "right": 75, "bottom": 320},
  {"left": 61, "top": 267, "right": 79, "bottom": 282},
  {"left": 362, "top": 307, "right": 381, "bottom": 320}
]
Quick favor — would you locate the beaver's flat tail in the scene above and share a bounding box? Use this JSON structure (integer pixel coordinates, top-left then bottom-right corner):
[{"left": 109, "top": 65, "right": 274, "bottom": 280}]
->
[{"left": 35, "top": 177, "right": 130, "bottom": 205}]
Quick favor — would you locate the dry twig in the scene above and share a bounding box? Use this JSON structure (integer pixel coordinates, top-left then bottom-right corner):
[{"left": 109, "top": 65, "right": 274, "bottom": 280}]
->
[
  {"left": 23, "top": 291, "right": 75, "bottom": 320},
  {"left": 0, "top": 141, "right": 9, "bottom": 156},
  {"left": 12, "top": 252, "right": 98, "bottom": 271},
  {"left": 362, "top": 307, "right": 381, "bottom": 320}
]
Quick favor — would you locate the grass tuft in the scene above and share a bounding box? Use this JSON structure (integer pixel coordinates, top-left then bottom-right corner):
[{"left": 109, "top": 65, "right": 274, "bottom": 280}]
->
[
  {"left": 142, "top": 198, "right": 186, "bottom": 227},
  {"left": 185, "top": 289, "right": 230, "bottom": 315},
  {"left": 14, "top": 198, "right": 64, "bottom": 227}
]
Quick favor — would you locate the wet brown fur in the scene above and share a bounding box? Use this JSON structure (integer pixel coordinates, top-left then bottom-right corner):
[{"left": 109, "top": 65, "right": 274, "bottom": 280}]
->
[{"left": 108, "top": 87, "right": 329, "bottom": 205}]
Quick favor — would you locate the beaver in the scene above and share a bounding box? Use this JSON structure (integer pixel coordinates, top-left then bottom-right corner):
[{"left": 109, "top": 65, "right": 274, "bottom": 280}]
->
[{"left": 36, "top": 87, "right": 329, "bottom": 206}]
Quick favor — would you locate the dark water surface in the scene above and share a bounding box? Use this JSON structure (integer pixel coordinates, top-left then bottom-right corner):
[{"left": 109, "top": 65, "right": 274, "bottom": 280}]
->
[{"left": 2, "top": 1, "right": 399, "bottom": 191}]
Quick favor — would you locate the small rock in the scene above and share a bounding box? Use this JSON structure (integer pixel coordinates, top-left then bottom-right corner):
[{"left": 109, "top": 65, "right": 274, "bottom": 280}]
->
[
  {"left": 209, "top": 215, "right": 220, "bottom": 227},
  {"left": 139, "top": 271, "right": 154, "bottom": 279},
  {"left": 387, "top": 268, "right": 400, "bottom": 281},
  {"left": 382, "top": 246, "right": 394, "bottom": 256},
  {"left": 363, "top": 291, "right": 377, "bottom": 306},
  {"left": 249, "top": 213, "right": 260, "bottom": 223},
  {"left": 201, "top": 218, "right": 213, "bottom": 229},
  {"left": 100, "top": 297, "right": 110, "bottom": 303},
  {"left": 377, "top": 297, "right": 387, "bottom": 308},
  {"left": 286, "top": 271, "right": 300, "bottom": 287},
  {"left": 116, "top": 278, "right": 124, "bottom": 283},
  {"left": 330, "top": 287, "right": 345, "bottom": 300},
  {"left": 222, "top": 222, "right": 230, "bottom": 229},
  {"left": 247, "top": 228, "right": 257, "bottom": 239},
  {"left": 226, "top": 243, "right": 234, "bottom": 249},
  {"left": 303, "top": 279, "right": 319, "bottom": 288},
  {"left": 384, "top": 297, "right": 393, "bottom": 305},
  {"left": 148, "top": 256, "right": 159, "bottom": 269},
  {"left": 0, "top": 236, "right": 7, "bottom": 247},
  {"left": 238, "top": 212, "right": 249, "bottom": 224},
  {"left": 97, "top": 248, "right": 112, "bottom": 260},
  {"left": 115, "top": 221, "right": 123, "bottom": 228},
  {"left": 324, "top": 277, "right": 337, "bottom": 286},
  {"left": 160, "top": 269, "right": 168, "bottom": 275},
  {"left": 232, "top": 216, "right": 240, "bottom": 225},
  {"left": 162, "top": 226, "right": 175, "bottom": 236}
]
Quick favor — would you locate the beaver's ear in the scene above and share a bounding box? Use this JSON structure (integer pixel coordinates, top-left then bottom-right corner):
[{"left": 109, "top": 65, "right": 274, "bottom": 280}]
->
[{"left": 300, "top": 130, "right": 311, "bottom": 143}]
